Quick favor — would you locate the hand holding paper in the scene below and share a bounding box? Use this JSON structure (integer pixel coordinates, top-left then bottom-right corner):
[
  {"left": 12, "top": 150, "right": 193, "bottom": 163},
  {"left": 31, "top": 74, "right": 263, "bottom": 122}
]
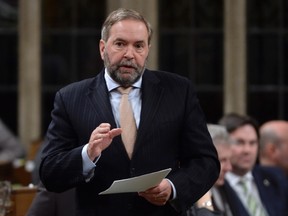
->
[{"left": 99, "top": 168, "right": 171, "bottom": 195}]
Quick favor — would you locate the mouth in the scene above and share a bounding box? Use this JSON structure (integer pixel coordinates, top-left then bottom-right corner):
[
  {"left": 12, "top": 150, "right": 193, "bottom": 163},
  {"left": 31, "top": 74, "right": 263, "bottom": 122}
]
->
[
  {"left": 241, "top": 157, "right": 254, "bottom": 165},
  {"left": 119, "top": 65, "right": 136, "bottom": 72},
  {"left": 120, "top": 65, "right": 134, "bottom": 69}
]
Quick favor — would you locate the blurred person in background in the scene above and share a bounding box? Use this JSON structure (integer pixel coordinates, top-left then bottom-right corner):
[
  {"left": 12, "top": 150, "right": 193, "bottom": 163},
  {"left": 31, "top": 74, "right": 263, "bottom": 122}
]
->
[
  {"left": 219, "top": 113, "right": 288, "bottom": 216},
  {"left": 187, "top": 124, "right": 232, "bottom": 216},
  {"left": 0, "top": 118, "right": 25, "bottom": 163},
  {"left": 259, "top": 120, "right": 288, "bottom": 178},
  {"left": 26, "top": 142, "right": 76, "bottom": 216}
]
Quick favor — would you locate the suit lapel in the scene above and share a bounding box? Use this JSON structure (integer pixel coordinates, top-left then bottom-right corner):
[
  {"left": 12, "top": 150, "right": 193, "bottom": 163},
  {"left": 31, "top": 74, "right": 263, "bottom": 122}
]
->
[
  {"left": 252, "top": 167, "right": 273, "bottom": 216},
  {"left": 86, "top": 70, "right": 117, "bottom": 127},
  {"left": 86, "top": 71, "right": 132, "bottom": 159},
  {"left": 86, "top": 70, "right": 165, "bottom": 159},
  {"left": 223, "top": 180, "right": 250, "bottom": 216},
  {"left": 133, "top": 70, "right": 164, "bottom": 155}
]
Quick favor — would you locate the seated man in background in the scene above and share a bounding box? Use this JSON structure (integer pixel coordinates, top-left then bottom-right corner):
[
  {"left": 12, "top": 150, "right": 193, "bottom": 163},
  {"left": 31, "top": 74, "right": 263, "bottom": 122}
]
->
[
  {"left": 259, "top": 120, "right": 288, "bottom": 178},
  {"left": 219, "top": 113, "right": 288, "bottom": 216},
  {"left": 26, "top": 141, "right": 76, "bottom": 216},
  {"left": 0, "top": 118, "right": 25, "bottom": 163},
  {"left": 26, "top": 181, "right": 76, "bottom": 216},
  {"left": 187, "top": 124, "right": 232, "bottom": 216}
]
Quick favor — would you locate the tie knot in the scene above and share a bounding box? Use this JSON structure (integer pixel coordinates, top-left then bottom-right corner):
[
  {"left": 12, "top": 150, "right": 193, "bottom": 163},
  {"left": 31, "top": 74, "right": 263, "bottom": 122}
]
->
[
  {"left": 239, "top": 178, "right": 247, "bottom": 185},
  {"left": 238, "top": 178, "right": 249, "bottom": 194},
  {"left": 118, "top": 86, "right": 132, "bottom": 95}
]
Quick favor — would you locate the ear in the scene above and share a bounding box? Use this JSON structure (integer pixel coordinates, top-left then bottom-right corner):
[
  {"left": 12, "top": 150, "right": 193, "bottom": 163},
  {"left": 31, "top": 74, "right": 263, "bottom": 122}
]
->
[
  {"left": 267, "top": 143, "right": 278, "bottom": 160},
  {"left": 99, "top": 39, "right": 105, "bottom": 60}
]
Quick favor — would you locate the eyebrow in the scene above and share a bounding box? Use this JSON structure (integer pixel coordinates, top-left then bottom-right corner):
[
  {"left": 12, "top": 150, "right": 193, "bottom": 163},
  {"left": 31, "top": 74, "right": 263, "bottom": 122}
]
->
[{"left": 114, "top": 37, "right": 146, "bottom": 44}]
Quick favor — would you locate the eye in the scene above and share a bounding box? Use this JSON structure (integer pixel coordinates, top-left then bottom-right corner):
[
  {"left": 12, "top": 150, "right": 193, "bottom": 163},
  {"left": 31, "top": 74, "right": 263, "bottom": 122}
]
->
[
  {"left": 114, "top": 41, "right": 125, "bottom": 49},
  {"left": 134, "top": 43, "right": 145, "bottom": 52},
  {"left": 235, "top": 139, "right": 245, "bottom": 146},
  {"left": 250, "top": 141, "right": 258, "bottom": 146},
  {"left": 135, "top": 43, "right": 143, "bottom": 49}
]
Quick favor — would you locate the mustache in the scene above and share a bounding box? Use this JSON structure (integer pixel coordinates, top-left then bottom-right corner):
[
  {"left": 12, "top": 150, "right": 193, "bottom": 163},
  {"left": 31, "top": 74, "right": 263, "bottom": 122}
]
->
[{"left": 118, "top": 60, "right": 137, "bottom": 69}]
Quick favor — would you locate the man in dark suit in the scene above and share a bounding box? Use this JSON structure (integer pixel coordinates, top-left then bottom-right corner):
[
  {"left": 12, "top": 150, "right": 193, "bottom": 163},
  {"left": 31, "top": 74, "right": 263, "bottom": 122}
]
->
[
  {"left": 26, "top": 182, "right": 76, "bottom": 216},
  {"left": 39, "top": 8, "right": 220, "bottom": 216},
  {"left": 219, "top": 113, "right": 288, "bottom": 216},
  {"left": 259, "top": 120, "right": 288, "bottom": 177},
  {"left": 27, "top": 142, "right": 76, "bottom": 216}
]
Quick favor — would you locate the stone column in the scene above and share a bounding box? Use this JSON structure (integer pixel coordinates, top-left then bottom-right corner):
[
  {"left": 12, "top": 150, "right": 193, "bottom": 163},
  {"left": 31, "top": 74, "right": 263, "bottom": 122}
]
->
[
  {"left": 106, "top": 0, "right": 158, "bottom": 69},
  {"left": 18, "top": 0, "right": 41, "bottom": 149},
  {"left": 224, "top": 0, "right": 246, "bottom": 115}
]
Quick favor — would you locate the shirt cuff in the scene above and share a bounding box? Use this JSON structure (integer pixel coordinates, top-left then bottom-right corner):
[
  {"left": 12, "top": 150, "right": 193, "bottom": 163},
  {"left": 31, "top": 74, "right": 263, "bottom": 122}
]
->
[
  {"left": 165, "top": 178, "right": 177, "bottom": 200},
  {"left": 81, "top": 144, "right": 100, "bottom": 181}
]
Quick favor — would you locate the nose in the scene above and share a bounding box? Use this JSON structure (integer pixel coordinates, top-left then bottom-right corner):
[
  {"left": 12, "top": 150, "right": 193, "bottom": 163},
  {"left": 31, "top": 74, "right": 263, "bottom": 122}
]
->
[
  {"left": 123, "top": 45, "right": 134, "bottom": 59},
  {"left": 243, "top": 143, "right": 254, "bottom": 152}
]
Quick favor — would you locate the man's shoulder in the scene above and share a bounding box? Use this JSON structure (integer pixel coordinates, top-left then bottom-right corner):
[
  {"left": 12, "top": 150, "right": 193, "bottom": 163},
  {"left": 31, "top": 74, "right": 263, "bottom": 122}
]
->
[
  {"left": 144, "top": 69, "right": 192, "bottom": 87},
  {"left": 253, "top": 164, "right": 283, "bottom": 174},
  {"left": 146, "top": 69, "right": 188, "bottom": 80},
  {"left": 59, "top": 70, "right": 104, "bottom": 94},
  {"left": 253, "top": 165, "right": 287, "bottom": 184},
  {"left": 59, "top": 77, "right": 96, "bottom": 94}
]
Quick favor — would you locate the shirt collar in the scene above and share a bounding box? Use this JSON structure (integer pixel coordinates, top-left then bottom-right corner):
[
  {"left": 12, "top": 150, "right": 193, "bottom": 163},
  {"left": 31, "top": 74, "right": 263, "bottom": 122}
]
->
[
  {"left": 104, "top": 68, "right": 142, "bottom": 92},
  {"left": 225, "top": 171, "right": 253, "bottom": 187}
]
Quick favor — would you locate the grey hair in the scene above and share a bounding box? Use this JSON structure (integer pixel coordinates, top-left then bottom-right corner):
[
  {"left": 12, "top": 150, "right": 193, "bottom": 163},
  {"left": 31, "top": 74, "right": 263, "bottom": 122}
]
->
[
  {"left": 101, "top": 8, "right": 153, "bottom": 44},
  {"left": 207, "top": 124, "right": 230, "bottom": 146}
]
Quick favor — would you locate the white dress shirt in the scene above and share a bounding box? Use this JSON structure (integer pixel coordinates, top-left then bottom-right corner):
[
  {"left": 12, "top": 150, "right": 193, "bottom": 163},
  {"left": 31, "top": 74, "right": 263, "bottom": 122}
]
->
[
  {"left": 225, "top": 171, "right": 268, "bottom": 216},
  {"left": 81, "top": 70, "right": 142, "bottom": 179}
]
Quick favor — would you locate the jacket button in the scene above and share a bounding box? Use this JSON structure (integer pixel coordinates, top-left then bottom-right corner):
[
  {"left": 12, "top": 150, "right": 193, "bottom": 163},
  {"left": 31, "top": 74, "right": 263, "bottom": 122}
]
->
[
  {"left": 127, "top": 203, "right": 133, "bottom": 210},
  {"left": 130, "top": 168, "right": 135, "bottom": 175}
]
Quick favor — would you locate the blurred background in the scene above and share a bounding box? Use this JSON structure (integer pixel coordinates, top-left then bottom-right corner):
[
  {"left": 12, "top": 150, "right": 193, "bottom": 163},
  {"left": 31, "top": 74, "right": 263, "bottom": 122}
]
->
[{"left": 0, "top": 0, "right": 288, "bottom": 151}]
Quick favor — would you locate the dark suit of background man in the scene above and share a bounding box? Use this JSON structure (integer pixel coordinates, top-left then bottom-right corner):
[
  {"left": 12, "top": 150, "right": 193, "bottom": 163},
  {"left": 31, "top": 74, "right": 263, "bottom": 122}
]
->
[
  {"left": 219, "top": 113, "right": 288, "bottom": 216},
  {"left": 39, "top": 8, "right": 220, "bottom": 216}
]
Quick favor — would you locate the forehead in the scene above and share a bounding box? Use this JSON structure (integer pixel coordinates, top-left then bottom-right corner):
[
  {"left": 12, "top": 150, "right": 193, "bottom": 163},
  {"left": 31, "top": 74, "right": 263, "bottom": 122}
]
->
[
  {"left": 109, "top": 19, "right": 149, "bottom": 42},
  {"left": 231, "top": 124, "right": 257, "bottom": 137}
]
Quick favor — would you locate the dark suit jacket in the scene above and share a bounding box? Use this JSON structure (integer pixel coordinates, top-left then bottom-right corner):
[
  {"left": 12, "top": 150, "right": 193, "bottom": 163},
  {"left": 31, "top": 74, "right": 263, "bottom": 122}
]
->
[
  {"left": 26, "top": 182, "right": 76, "bottom": 216},
  {"left": 39, "top": 69, "right": 220, "bottom": 216},
  {"left": 222, "top": 166, "right": 288, "bottom": 216}
]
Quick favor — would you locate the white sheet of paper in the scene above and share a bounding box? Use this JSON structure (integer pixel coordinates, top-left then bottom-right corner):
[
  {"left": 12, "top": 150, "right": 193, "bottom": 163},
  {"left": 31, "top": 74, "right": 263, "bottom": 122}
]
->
[{"left": 99, "top": 168, "right": 172, "bottom": 195}]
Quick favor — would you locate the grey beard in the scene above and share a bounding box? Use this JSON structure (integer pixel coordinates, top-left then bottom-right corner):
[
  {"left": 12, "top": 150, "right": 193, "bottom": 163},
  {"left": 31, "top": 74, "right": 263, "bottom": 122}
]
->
[{"left": 104, "top": 53, "right": 146, "bottom": 86}]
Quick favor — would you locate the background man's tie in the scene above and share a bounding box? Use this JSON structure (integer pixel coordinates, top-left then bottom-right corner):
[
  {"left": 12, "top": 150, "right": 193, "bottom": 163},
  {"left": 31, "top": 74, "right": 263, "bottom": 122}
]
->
[
  {"left": 118, "top": 87, "right": 137, "bottom": 159},
  {"left": 238, "top": 179, "right": 266, "bottom": 216}
]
